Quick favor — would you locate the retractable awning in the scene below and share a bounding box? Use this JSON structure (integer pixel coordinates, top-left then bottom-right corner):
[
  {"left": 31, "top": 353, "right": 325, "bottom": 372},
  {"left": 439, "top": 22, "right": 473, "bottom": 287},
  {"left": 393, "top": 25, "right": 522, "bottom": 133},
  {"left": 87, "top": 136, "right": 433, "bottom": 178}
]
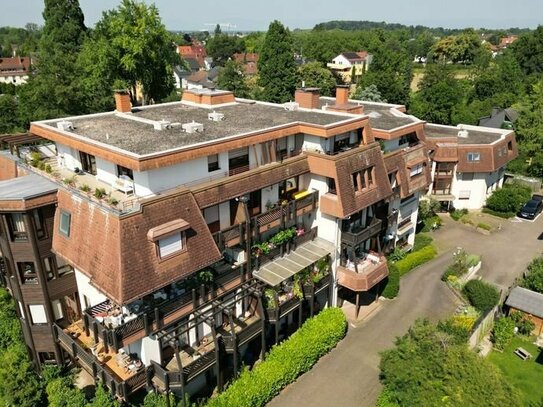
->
[{"left": 253, "top": 237, "right": 336, "bottom": 287}]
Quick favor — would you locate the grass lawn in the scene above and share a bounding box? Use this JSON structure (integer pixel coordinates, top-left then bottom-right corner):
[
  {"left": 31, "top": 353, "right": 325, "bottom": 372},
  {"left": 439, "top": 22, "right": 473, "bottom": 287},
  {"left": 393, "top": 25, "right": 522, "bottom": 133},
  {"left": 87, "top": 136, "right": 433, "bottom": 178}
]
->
[{"left": 488, "top": 336, "right": 543, "bottom": 405}]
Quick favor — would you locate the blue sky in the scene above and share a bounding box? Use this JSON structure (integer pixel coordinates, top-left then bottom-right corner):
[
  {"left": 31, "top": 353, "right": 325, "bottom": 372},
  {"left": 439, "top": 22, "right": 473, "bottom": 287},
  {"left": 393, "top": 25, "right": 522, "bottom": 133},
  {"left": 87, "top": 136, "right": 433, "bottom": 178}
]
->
[{"left": 3, "top": 0, "right": 542, "bottom": 31}]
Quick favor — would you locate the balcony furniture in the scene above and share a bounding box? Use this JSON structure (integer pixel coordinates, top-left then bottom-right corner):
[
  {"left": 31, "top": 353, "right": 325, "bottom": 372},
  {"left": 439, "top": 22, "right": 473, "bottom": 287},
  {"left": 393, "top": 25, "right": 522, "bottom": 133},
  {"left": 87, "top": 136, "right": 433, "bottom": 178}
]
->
[{"left": 113, "top": 175, "right": 134, "bottom": 196}]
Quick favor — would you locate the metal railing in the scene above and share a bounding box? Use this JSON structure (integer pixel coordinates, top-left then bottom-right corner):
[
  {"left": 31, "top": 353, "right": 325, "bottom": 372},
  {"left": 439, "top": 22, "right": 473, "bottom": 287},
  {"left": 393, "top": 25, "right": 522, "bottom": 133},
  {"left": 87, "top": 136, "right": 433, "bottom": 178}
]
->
[{"left": 341, "top": 218, "right": 383, "bottom": 247}]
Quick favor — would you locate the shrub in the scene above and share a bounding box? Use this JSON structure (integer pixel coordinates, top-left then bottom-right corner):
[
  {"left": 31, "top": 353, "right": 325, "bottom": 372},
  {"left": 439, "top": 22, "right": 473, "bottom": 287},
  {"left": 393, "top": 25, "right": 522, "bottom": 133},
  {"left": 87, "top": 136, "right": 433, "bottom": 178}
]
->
[
  {"left": 466, "top": 254, "right": 481, "bottom": 268},
  {"left": 93, "top": 188, "right": 107, "bottom": 199},
  {"left": 395, "top": 245, "right": 437, "bottom": 276},
  {"left": 418, "top": 198, "right": 440, "bottom": 220},
  {"left": 387, "top": 247, "right": 406, "bottom": 262},
  {"left": 37, "top": 161, "right": 46, "bottom": 171},
  {"left": 477, "top": 222, "right": 492, "bottom": 231},
  {"left": 520, "top": 255, "right": 543, "bottom": 293},
  {"left": 420, "top": 215, "right": 442, "bottom": 232},
  {"left": 413, "top": 234, "right": 433, "bottom": 252},
  {"left": 441, "top": 249, "right": 470, "bottom": 281},
  {"left": 205, "top": 308, "right": 347, "bottom": 407},
  {"left": 107, "top": 197, "right": 119, "bottom": 206},
  {"left": 450, "top": 208, "right": 468, "bottom": 221},
  {"left": 382, "top": 263, "right": 400, "bottom": 299},
  {"left": 376, "top": 386, "right": 400, "bottom": 407},
  {"left": 79, "top": 184, "right": 91, "bottom": 193},
  {"left": 45, "top": 164, "right": 52, "bottom": 173},
  {"left": 437, "top": 317, "right": 472, "bottom": 343},
  {"left": 491, "top": 316, "right": 515, "bottom": 350},
  {"left": 485, "top": 184, "right": 531, "bottom": 213},
  {"left": 460, "top": 216, "right": 474, "bottom": 225},
  {"left": 510, "top": 311, "right": 536, "bottom": 335},
  {"left": 61, "top": 176, "right": 76, "bottom": 186},
  {"left": 462, "top": 280, "right": 500, "bottom": 312},
  {"left": 481, "top": 207, "right": 515, "bottom": 218}
]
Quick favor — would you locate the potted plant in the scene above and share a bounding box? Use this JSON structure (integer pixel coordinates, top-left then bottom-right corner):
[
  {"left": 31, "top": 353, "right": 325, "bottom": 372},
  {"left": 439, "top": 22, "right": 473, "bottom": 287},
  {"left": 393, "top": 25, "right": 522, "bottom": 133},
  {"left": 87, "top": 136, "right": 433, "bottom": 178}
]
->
[{"left": 264, "top": 288, "right": 277, "bottom": 310}]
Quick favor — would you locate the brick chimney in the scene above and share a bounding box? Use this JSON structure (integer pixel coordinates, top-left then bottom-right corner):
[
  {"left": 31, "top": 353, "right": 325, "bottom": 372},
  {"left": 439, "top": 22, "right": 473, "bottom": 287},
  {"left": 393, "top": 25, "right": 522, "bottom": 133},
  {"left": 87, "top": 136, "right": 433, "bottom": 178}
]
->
[
  {"left": 335, "top": 85, "right": 350, "bottom": 105},
  {"left": 114, "top": 90, "right": 132, "bottom": 113},
  {"left": 295, "top": 87, "right": 321, "bottom": 110}
]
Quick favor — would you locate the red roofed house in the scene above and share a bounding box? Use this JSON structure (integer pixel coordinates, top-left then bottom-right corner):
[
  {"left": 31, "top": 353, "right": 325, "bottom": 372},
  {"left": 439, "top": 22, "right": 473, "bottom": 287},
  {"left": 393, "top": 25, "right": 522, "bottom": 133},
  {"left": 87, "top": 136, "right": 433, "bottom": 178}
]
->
[
  {"left": 0, "top": 57, "right": 31, "bottom": 85},
  {"left": 233, "top": 52, "right": 259, "bottom": 76},
  {"left": 177, "top": 42, "right": 207, "bottom": 69}
]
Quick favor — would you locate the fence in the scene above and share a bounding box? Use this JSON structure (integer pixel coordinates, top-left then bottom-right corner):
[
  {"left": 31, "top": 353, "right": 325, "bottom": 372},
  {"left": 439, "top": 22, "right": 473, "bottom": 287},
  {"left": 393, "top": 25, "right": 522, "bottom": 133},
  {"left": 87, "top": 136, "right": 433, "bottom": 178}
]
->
[{"left": 468, "top": 305, "right": 498, "bottom": 349}]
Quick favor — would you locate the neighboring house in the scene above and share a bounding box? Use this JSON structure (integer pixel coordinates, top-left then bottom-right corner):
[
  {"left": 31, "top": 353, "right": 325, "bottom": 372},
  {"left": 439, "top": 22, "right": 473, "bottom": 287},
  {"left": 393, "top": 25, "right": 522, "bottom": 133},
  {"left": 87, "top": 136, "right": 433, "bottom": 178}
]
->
[
  {"left": 499, "top": 35, "right": 518, "bottom": 49},
  {"left": 327, "top": 51, "right": 373, "bottom": 83},
  {"left": 0, "top": 56, "right": 31, "bottom": 85},
  {"left": 233, "top": 52, "right": 259, "bottom": 76},
  {"left": 425, "top": 123, "right": 518, "bottom": 210},
  {"left": 184, "top": 70, "right": 216, "bottom": 90},
  {"left": 177, "top": 43, "right": 207, "bottom": 67},
  {"left": 505, "top": 286, "right": 543, "bottom": 336},
  {"left": 173, "top": 65, "right": 190, "bottom": 89},
  {"left": 478, "top": 107, "right": 518, "bottom": 130}
]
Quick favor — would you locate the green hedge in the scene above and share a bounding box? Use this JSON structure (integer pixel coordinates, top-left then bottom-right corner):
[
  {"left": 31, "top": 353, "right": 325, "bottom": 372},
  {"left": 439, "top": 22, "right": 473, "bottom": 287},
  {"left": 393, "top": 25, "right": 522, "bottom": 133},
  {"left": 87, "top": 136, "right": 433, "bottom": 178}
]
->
[
  {"left": 413, "top": 234, "right": 433, "bottom": 252},
  {"left": 481, "top": 207, "right": 516, "bottom": 219},
  {"left": 462, "top": 280, "right": 500, "bottom": 312},
  {"left": 395, "top": 245, "right": 437, "bottom": 276},
  {"left": 382, "top": 263, "right": 400, "bottom": 299},
  {"left": 206, "top": 308, "right": 347, "bottom": 407}
]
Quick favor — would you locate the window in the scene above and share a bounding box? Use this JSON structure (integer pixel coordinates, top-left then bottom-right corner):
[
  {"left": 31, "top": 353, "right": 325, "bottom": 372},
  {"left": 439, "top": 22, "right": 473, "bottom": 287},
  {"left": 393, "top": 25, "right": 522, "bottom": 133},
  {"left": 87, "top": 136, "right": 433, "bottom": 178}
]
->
[
  {"left": 158, "top": 232, "right": 185, "bottom": 259},
  {"left": 462, "top": 172, "right": 474, "bottom": 181},
  {"left": 32, "top": 209, "right": 46, "bottom": 239},
  {"left": 116, "top": 165, "right": 133, "bottom": 180},
  {"left": 467, "top": 152, "right": 480, "bottom": 162},
  {"left": 508, "top": 141, "right": 513, "bottom": 151},
  {"left": 51, "top": 299, "right": 64, "bottom": 321},
  {"left": 59, "top": 211, "right": 71, "bottom": 237},
  {"left": 410, "top": 163, "right": 423, "bottom": 177},
  {"left": 7, "top": 213, "right": 26, "bottom": 241},
  {"left": 207, "top": 154, "right": 220, "bottom": 172},
  {"left": 327, "top": 178, "right": 337, "bottom": 194},
  {"left": 18, "top": 262, "right": 38, "bottom": 284},
  {"left": 459, "top": 190, "right": 471, "bottom": 200},
  {"left": 29, "top": 304, "right": 47, "bottom": 325},
  {"left": 44, "top": 257, "right": 54, "bottom": 280},
  {"left": 352, "top": 167, "right": 375, "bottom": 192}
]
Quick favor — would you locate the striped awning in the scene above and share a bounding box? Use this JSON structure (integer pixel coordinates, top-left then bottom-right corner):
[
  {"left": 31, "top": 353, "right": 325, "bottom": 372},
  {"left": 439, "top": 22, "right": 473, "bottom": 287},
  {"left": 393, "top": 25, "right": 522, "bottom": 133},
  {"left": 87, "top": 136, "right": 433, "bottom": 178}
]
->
[{"left": 253, "top": 237, "right": 335, "bottom": 286}]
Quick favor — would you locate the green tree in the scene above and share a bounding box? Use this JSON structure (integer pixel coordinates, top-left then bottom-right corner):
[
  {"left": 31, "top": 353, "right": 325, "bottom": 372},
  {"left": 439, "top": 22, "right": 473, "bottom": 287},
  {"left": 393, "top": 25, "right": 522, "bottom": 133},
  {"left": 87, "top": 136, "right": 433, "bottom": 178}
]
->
[
  {"left": 0, "top": 94, "right": 23, "bottom": 133},
  {"left": 217, "top": 60, "right": 249, "bottom": 98},
  {"left": 432, "top": 30, "right": 485, "bottom": 64},
  {"left": 206, "top": 34, "right": 243, "bottom": 67},
  {"left": 258, "top": 20, "right": 298, "bottom": 103},
  {"left": 352, "top": 84, "right": 386, "bottom": 102},
  {"left": 520, "top": 256, "right": 543, "bottom": 293},
  {"left": 511, "top": 26, "right": 543, "bottom": 76},
  {"left": 18, "top": 0, "right": 87, "bottom": 122},
  {"left": 46, "top": 376, "right": 86, "bottom": 407},
  {"left": 298, "top": 62, "right": 336, "bottom": 96},
  {"left": 380, "top": 319, "right": 522, "bottom": 406},
  {"left": 88, "top": 384, "right": 120, "bottom": 407},
  {"left": 80, "top": 0, "right": 180, "bottom": 106}
]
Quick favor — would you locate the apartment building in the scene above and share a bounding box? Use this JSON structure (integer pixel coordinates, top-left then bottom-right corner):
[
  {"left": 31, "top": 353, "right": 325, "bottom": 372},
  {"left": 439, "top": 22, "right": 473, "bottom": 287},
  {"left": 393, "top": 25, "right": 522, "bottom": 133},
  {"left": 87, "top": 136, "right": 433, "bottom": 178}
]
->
[
  {"left": 0, "top": 86, "right": 431, "bottom": 400},
  {"left": 425, "top": 123, "right": 518, "bottom": 209}
]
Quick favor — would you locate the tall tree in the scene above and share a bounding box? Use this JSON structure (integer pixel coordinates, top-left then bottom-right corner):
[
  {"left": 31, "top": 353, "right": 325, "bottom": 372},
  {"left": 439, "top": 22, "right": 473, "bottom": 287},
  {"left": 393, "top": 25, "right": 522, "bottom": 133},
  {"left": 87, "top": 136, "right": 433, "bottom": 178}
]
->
[
  {"left": 206, "top": 34, "right": 243, "bottom": 67},
  {"left": 18, "top": 0, "right": 87, "bottom": 122},
  {"left": 79, "top": 0, "right": 179, "bottom": 107},
  {"left": 298, "top": 62, "right": 336, "bottom": 96},
  {"left": 258, "top": 20, "right": 298, "bottom": 103},
  {"left": 511, "top": 26, "right": 543, "bottom": 76},
  {"left": 217, "top": 60, "right": 249, "bottom": 98}
]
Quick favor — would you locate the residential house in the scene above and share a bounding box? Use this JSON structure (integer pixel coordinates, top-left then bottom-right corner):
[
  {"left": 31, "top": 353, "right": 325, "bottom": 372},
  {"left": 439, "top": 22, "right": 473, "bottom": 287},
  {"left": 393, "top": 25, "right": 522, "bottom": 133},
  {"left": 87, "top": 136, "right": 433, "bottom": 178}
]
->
[
  {"left": 327, "top": 51, "right": 373, "bottom": 83},
  {"left": 505, "top": 286, "right": 543, "bottom": 336},
  {"left": 478, "top": 107, "right": 518, "bottom": 130},
  {"left": 0, "top": 56, "right": 31, "bottom": 85},
  {"left": 233, "top": 53, "right": 259, "bottom": 76}
]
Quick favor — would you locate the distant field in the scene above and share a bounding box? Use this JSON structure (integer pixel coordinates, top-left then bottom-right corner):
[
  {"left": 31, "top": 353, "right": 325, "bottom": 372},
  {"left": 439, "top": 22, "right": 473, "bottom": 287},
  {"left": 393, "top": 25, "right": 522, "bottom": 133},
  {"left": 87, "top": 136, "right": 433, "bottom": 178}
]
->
[{"left": 410, "top": 64, "right": 472, "bottom": 92}]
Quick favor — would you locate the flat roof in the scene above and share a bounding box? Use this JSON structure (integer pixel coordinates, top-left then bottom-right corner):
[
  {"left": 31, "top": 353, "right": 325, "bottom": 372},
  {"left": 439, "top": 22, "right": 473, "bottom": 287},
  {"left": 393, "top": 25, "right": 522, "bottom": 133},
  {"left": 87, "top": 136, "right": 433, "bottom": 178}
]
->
[
  {"left": 38, "top": 101, "right": 353, "bottom": 156},
  {"left": 0, "top": 174, "right": 57, "bottom": 200},
  {"left": 320, "top": 97, "right": 419, "bottom": 131},
  {"left": 424, "top": 124, "right": 509, "bottom": 145}
]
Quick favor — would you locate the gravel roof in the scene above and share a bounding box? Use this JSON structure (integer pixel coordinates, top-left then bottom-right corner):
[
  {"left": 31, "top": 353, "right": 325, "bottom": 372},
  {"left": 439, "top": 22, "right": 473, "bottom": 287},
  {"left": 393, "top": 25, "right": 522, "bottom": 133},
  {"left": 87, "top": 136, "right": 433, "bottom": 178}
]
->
[
  {"left": 41, "top": 102, "right": 352, "bottom": 156},
  {"left": 424, "top": 124, "right": 506, "bottom": 145}
]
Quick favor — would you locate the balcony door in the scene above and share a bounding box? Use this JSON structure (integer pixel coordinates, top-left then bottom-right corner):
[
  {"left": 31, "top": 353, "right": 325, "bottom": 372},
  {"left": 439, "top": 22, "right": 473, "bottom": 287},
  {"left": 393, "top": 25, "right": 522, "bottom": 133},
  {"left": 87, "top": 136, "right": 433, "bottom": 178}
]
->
[{"left": 79, "top": 151, "right": 97, "bottom": 175}]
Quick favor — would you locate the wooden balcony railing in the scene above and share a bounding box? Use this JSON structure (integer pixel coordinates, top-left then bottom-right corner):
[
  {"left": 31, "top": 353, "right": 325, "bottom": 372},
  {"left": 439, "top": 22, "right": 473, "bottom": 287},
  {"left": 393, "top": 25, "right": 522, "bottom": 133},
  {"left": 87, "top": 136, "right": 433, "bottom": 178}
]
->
[
  {"left": 337, "top": 257, "right": 389, "bottom": 292},
  {"left": 220, "top": 317, "right": 263, "bottom": 352}
]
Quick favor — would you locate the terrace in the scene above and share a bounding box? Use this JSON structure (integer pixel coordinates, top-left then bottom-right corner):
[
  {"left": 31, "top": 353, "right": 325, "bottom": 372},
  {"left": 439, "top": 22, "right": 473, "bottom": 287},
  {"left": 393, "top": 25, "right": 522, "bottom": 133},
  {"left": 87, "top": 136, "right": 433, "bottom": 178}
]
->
[{"left": 337, "top": 252, "right": 389, "bottom": 292}]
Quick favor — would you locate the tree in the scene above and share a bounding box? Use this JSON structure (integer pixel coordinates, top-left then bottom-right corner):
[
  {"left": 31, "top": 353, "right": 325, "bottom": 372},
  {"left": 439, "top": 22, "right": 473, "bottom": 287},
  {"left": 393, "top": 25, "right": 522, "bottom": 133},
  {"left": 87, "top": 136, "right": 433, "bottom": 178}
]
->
[
  {"left": 217, "top": 60, "right": 250, "bottom": 98},
  {"left": 0, "top": 94, "right": 23, "bottom": 133},
  {"left": 79, "top": 0, "right": 180, "bottom": 106},
  {"left": 380, "top": 319, "right": 522, "bottom": 406},
  {"left": 258, "top": 20, "right": 298, "bottom": 103},
  {"left": 298, "top": 62, "right": 336, "bottom": 96},
  {"left": 18, "top": 0, "right": 87, "bottom": 122},
  {"left": 206, "top": 34, "right": 243, "bottom": 67},
  {"left": 432, "top": 30, "right": 485, "bottom": 64},
  {"left": 353, "top": 84, "right": 386, "bottom": 102},
  {"left": 520, "top": 256, "right": 543, "bottom": 293},
  {"left": 511, "top": 26, "right": 543, "bottom": 76}
]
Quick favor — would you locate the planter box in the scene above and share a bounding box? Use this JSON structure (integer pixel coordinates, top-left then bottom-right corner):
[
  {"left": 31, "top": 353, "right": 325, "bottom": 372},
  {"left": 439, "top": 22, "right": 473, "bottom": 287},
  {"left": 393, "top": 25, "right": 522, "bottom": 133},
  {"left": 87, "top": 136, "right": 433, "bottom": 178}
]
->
[{"left": 461, "top": 261, "right": 482, "bottom": 282}]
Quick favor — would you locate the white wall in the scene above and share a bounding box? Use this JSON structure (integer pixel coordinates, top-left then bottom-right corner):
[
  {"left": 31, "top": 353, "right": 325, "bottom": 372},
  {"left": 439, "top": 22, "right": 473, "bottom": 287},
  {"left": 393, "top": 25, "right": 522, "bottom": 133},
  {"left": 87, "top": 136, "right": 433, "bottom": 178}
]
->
[
  {"left": 74, "top": 268, "right": 108, "bottom": 310},
  {"left": 0, "top": 74, "right": 28, "bottom": 85},
  {"left": 262, "top": 184, "right": 279, "bottom": 211},
  {"left": 332, "top": 55, "right": 352, "bottom": 66},
  {"left": 451, "top": 170, "right": 504, "bottom": 210},
  {"left": 96, "top": 156, "right": 118, "bottom": 186},
  {"left": 56, "top": 142, "right": 81, "bottom": 171},
  {"left": 140, "top": 336, "right": 162, "bottom": 366},
  {"left": 303, "top": 135, "right": 325, "bottom": 154}
]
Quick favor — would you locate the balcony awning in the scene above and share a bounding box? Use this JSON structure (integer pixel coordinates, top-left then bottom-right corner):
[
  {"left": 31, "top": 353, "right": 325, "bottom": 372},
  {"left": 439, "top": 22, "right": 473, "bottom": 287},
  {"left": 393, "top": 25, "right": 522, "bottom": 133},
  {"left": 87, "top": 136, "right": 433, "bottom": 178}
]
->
[{"left": 254, "top": 237, "right": 336, "bottom": 287}]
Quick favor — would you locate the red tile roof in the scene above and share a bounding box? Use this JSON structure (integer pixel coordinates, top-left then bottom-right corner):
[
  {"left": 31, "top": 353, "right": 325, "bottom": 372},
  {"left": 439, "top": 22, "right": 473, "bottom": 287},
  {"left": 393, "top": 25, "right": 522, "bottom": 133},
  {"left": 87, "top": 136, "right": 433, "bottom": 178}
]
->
[{"left": 0, "top": 57, "right": 30, "bottom": 76}]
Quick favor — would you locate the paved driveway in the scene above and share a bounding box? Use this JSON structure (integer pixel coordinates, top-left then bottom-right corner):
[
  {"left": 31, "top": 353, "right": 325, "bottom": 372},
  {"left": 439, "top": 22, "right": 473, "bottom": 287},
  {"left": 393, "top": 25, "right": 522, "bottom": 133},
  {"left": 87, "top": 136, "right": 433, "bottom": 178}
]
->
[{"left": 268, "top": 214, "right": 543, "bottom": 407}]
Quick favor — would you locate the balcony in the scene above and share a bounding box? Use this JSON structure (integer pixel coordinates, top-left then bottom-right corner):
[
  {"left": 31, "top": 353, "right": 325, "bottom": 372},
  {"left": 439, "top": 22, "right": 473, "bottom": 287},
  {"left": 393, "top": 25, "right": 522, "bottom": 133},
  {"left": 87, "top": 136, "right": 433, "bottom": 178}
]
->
[
  {"left": 218, "top": 313, "right": 263, "bottom": 352},
  {"left": 54, "top": 324, "right": 146, "bottom": 399},
  {"left": 341, "top": 218, "right": 383, "bottom": 247},
  {"left": 337, "top": 253, "right": 389, "bottom": 291}
]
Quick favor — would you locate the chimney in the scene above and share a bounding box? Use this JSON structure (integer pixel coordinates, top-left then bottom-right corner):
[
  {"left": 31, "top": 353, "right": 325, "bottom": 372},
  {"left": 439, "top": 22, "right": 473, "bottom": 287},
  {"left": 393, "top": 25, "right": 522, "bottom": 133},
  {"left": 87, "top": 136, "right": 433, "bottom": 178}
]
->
[
  {"left": 335, "top": 85, "right": 350, "bottom": 105},
  {"left": 114, "top": 90, "right": 132, "bottom": 113},
  {"left": 295, "top": 87, "right": 321, "bottom": 110}
]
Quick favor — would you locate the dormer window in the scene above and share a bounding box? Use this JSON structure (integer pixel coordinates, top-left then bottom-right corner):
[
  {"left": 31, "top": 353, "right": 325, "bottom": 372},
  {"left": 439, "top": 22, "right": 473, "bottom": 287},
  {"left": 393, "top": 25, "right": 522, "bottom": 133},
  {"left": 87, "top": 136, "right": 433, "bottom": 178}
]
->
[
  {"left": 147, "top": 219, "right": 190, "bottom": 261},
  {"left": 467, "top": 152, "right": 480, "bottom": 162}
]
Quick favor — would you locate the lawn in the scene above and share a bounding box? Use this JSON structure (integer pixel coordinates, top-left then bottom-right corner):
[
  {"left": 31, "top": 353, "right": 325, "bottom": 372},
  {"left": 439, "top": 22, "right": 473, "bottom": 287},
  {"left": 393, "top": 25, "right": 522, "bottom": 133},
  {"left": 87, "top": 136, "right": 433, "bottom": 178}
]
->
[{"left": 488, "top": 336, "right": 543, "bottom": 406}]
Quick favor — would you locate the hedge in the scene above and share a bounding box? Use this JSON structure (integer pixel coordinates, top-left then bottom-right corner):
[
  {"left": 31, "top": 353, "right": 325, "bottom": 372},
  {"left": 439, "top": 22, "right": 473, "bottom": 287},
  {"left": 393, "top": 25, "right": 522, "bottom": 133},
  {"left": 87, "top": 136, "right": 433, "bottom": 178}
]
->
[
  {"left": 382, "top": 263, "right": 400, "bottom": 299},
  {"left": 462, "top": 280, "right": 500, "bottom": 312},
  {"left": 395, "top": 245, "right": 437, "bottom": 276},
  {"left": 205, "top": 308, "right": 347, "bottom": 407},
  {"left": 413, "top": 234, "right": 433, "bottom": 252},
  {"left": 481, "top": 207, "right": 516, "bottom": 219}
]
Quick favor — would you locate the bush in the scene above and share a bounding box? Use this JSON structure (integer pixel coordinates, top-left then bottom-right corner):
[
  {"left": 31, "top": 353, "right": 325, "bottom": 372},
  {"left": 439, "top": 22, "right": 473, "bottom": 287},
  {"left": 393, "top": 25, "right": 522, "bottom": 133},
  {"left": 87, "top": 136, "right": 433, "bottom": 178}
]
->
[
  {"left": 485, "top": 184, "right": 531, "bottom": 213},
  {"left": 477, "top": 222, "right": 492, "bottom": 231},
  {"left": 450, "top": 208, "right": 468, "bottom": 221},
  {"left": 491, "top": 317, "right": 515, "bottom": 350},
  {"left": 205, "top": 308, "right": 347, "bottom": 407},
  {"left": 420, "top": 215, "right": 442, "bottom": 232},
  {"left": 418, "top": 198, "right": 440, "bottom": 220},
  {"left": 510, "top": 311, "right": 536, "bottom": 335},
  {"left": 520, "top": 256, "right": 543, "bottom": 293},
  {"left": 437, "top": 317, "right": 472, "bottom": 343},
  {"left": 466, "top": 254, "right": 481, "bottom": 268},
  {"left": 481, "top": 207, "right": 515, "bottom": 219},
  {"left": 387, "top": 247, "right": 406, "bottom": 262},
  {"left": 382, "top": 263, "right": 400, "bottom": 299},
  {"left": 413, "top": 234, "right": 433, "bottom": 252},
  {"left": 395, "top": 245, "right": 437, "bottom": 276},
  {"left": 93, "top": 187, "right": 107, "bottom": 199},
  {"left": 462, "top": 280, "right": 500, "bottom": 312}
]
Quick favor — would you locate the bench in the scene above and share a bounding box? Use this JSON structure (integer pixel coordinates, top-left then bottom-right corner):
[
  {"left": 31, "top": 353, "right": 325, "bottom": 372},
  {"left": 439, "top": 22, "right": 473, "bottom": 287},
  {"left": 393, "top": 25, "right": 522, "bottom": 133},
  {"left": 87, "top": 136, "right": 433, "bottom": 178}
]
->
[{"left": 514, "top": 347, "right": 532, "bottom": 360}]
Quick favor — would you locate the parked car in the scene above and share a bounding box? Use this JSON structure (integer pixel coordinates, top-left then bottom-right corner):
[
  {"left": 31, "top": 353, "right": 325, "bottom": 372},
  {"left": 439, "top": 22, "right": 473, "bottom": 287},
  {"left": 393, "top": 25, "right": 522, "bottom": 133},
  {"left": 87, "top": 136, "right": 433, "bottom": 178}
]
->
[{"left": 519, "top": 195, "right": 543, "bottom": 219}]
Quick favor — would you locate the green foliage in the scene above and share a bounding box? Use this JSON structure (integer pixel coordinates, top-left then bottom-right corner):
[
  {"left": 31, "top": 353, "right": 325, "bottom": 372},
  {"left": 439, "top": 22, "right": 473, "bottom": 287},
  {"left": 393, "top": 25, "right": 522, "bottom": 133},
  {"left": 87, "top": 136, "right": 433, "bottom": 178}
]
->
[
  {"left": 442, "top": 249, "right": 469, "bottom": 281},
  {"left": 485, "top": 184, "right": 531, "bottom": 213},
  {"left": 437, "top": 317, "right": 472, "bottom": 343},
  {"left": 462, "top": 280, "right": 500, "bottom": 312},
  {"left": 491, "top": 316, "right": 515, "bottom": 350},
  {"left": 0, "top": 94, "right": 24, "bottom": 133},
  {"left": 93, "top": 187, "right": 107, "bottom": 199},
  {"left": 520, "top": 255, "right": 543, "bottom": 293},
  {"left": 510, "top": 311, "right": 536, "bottom": 336},
  {"left": 352, "top": 84, "right": 386, "bottom": 102},
  {"left": 412, "top": 234, "right": 433, "bottom": 252},
  {"left": 79, "top": 184, "right": 91, "bottom": 193},
  {"left": 143, "top": 391, "right": 183, "bottom": 407},
  {"left": 418, "top": 198, "right": 440, "bottom": 220},
  {"left": 258, "top": 21, "right": 298, "bottom": 103},
  {"left": 380, "top": 319, "right": 521, "bottom": 406},
  {"left": 431, "top": 30, "right": 486, "bottom": 64},
  {"left": 394, "top": 245, "right": 437, "bottom": 276},
  {"left": 205, "top": 308, "right": 347, "bottom": 407},
  {"left": 481, "top": 207, "right": 516, "bottom": 219},
  {"left": 298, "top": 62, "right": 336, "bottom": 96},
  {"left": 511, "top": 26, "right": 543, "bottom": 76},
  {"left": 477, "top": 222, "right": 492, "bottom": 231},
  {"left": 382, "top": 263, "right": 400, "bottom": 299},
  {"left": 376, "top": 386, "right": 400, "bottom": 407},
  {"left": 420, "top": 215, "right": 442, "bottom": 232},
  {"left": 387, "top": 247, "right": 406, "bottom": 262},
  {"left": 217, "top": 60, "right": 249, "bottom": 98},
  {"left": 450, "top": 208, "right": 468, "bottom": 221},
  {"left": 0, "top": 289, "right": 22, "bottom": 351},
  {"left": 206, "top": 34, "right": 243, "bottom": 67}
]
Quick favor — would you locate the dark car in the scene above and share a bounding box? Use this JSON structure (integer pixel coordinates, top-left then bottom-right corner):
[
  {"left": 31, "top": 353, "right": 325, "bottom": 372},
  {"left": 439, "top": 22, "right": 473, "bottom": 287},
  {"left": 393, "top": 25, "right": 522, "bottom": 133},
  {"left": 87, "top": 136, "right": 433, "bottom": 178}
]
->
[{"left": 519, "top": 195, "right": 543, "bottom": 219}]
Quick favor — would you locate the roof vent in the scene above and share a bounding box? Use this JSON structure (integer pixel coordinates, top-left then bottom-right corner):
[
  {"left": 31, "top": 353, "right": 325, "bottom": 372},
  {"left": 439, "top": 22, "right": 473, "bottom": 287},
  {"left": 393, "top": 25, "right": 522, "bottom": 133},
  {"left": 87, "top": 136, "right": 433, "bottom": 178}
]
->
[
  {"left": 368, "top": 111, "right": 382, "bottom": 119},
  {"left": 182, "top": 121, "right": 204, "bottom": 133},
  {"left": 154, "top": 119, "right": 171, "bottom": 131},
  {"left": 208, "top": 111, "right": 225, "bottom": 122},
  {"left": 283, "top": 102, "right": 299, "bottom": 111},
  {"left": 458, "top": 129, "right": 469, "bottom": 138},
  {"left": 57, "top": 120, "right": 74, "bottom": 132}
]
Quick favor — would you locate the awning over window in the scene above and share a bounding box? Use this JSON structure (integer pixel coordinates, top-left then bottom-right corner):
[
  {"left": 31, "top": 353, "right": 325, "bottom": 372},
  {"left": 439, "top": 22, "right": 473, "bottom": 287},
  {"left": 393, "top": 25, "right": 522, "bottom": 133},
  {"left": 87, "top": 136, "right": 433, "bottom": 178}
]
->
[
  {"left": 147, "top": 219, "right": 190, "bottom": 242},
  {"left": 253, "top": 237, "right": 336, "bottom": 287}
]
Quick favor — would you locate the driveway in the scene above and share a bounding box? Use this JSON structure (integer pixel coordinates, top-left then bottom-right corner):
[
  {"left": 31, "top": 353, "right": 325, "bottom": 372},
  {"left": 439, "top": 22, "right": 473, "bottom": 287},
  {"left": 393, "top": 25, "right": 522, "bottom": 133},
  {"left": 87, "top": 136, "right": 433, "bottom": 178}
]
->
[{"left": 268, "top": 214, "right": 543, "bottom": 407}]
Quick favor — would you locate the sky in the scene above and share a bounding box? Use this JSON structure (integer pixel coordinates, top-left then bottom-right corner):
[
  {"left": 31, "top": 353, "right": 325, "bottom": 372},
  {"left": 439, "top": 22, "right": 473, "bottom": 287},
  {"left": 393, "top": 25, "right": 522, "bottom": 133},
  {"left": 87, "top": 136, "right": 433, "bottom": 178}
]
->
[{"left": 2, "top": 0, "right": 542, "bottom": 31}]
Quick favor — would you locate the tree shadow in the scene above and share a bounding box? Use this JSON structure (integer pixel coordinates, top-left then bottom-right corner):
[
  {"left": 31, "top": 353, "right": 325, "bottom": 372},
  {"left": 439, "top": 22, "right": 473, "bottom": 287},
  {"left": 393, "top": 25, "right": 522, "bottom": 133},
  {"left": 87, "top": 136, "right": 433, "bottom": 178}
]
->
[
  {"left": 536, "top": 348, "right": 543, "bottom": 365},
  {"left": 537, "top": 232, "right": 543, "bottom": 241}
]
